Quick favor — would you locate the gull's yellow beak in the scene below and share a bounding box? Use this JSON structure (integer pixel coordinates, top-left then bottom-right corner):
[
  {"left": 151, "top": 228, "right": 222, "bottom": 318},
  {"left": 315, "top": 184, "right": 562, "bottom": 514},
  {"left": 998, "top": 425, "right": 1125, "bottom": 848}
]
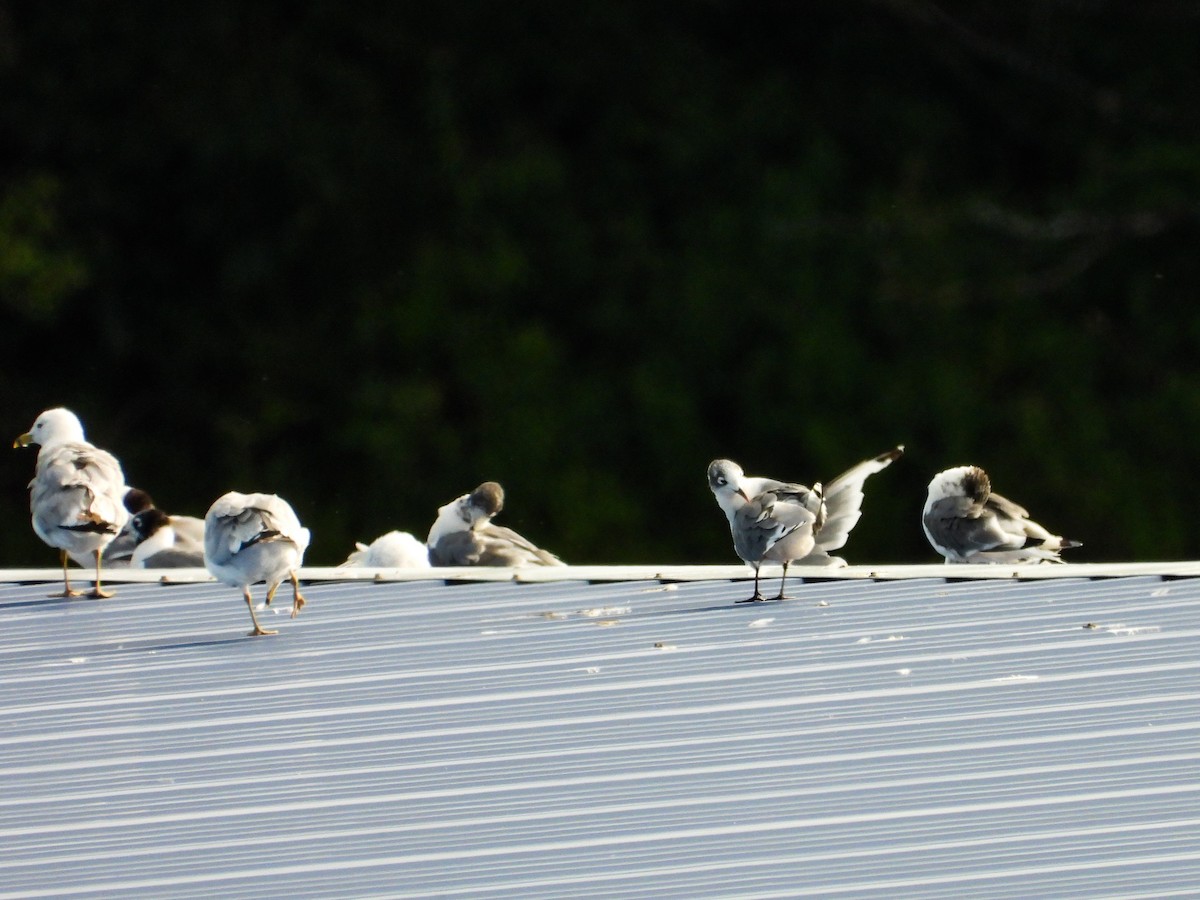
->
[{"left": 13, "top": 432, "right": 32, "bottom": 449}]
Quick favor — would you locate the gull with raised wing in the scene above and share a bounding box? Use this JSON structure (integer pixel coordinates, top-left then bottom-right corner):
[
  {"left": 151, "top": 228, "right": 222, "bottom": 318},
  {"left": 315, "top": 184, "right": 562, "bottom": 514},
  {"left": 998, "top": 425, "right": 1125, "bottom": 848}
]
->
[
  {"left": 14, "top": 408, "right": 129, "bottom": 598},
  {"left": 427, "top": 481, "right": 565, "bottom": 567},
  {"left": 204, "top": 491, "right": 311, "bottom": 636},
  {"left": 708, "top": 446, "right": 903, "bottom": 601},
  {"left": 922, "top": 465, "right": 1081, "bottom": 564}
]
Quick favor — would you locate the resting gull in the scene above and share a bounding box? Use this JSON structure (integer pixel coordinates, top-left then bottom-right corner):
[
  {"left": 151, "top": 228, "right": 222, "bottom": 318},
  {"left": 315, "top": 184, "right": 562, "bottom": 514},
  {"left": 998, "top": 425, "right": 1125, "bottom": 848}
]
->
[
  {"left": 922, "top": 465, "right": 1081, "bottom": 564},
  {"left": 204, "top": 491, "right": 311, "bottom": 636},
  {"left": 427, "top": 481, "right": 565, "bottom": 567},
  {"left": 129, "top": 507, "right": 206, "bottom": 568},
  {"left": 106, "top": 489, "right": 204, "bottom": 567},
  {"left": 708, "top": 446, "right": 903, "bottom": 601},
  {"left": 13, "top": 407, "right": 129, "bottom": 598},
  {"left": 102, "top": 488, "right": 156, "bottom": 568},
  {"left": 340, "top": 530, "right": 431, "bottom": 568}
]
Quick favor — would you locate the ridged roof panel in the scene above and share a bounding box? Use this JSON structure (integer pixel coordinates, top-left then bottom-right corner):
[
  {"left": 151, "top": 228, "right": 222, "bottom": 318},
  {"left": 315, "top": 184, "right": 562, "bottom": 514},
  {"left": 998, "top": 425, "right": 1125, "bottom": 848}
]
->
[{"left": 1, "top": 570, "right": 1198, "bottom": 897}]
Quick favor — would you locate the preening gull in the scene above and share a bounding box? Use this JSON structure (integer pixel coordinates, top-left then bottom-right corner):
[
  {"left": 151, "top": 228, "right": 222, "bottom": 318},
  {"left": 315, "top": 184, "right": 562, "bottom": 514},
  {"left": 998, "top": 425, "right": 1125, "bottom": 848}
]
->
[
  {"left": 129, "top": 507, "right": 206, "bottom": 568},
  {"left": 13, "top": 408, "right": 129, "bottom": 598},
  {"left": 340, "top": 530, "right": 431, "bottom": 568},
  {"left": 427, "top": 481, "right": 565, "bottom": 567},
  {"left": 204, "top": 491, "right": 311, "bottom": 636},
  {"left": 922, "top": 465, "right": 1081, "bottom": 564},
  {"left": 708, "top": 446, "right": 903, "bottom": 601}
]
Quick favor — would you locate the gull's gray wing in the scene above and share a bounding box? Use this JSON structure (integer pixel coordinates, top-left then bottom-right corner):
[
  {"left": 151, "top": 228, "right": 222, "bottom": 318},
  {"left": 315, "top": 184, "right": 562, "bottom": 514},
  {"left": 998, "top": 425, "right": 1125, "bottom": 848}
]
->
[
  {"left": 428, "top": 531, "right": 479, "bottom": 566},
  {"left": 139, "top": 546, "right": 206, "bottom": 568},
  {"left": 102, "top": 526, "right": 137, "bottom": 565},
  {"left": 731, "top": 492, "right": 817, "bottom": 565},
  {"left": 985, "top": 491, "right": 1031, "bottom": 521},
  {"left": 31, "top": 442, "right": 127, "bottom": 539},
  {"left": 476, "top": 525, "right": 565, "bottom": 566},
  {"left": 815, "top": 446, "right": 903, "bottom": 553},
  {"left": 431, "top": 525, "right": 564, "bottom": 567},
  {"left": 170, "top": 515, "right": 206, "bottom": 546},
  {"left": 923, "top": 496, "right": 1016, "bottom": 557}
]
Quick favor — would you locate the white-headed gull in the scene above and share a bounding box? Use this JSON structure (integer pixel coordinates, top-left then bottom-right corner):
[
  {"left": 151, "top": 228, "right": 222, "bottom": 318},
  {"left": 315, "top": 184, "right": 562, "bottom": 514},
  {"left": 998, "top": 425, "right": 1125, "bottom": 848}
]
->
[
  {"left": 204, "top": 491, "right": 311, "bottom": 636},
  {"left": 14, "top": 407, "right": 129, "bottom": 598}
]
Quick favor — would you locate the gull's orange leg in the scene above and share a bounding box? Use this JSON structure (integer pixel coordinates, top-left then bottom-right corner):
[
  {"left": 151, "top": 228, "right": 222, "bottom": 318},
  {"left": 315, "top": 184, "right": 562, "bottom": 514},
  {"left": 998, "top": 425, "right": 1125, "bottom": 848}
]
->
[
  {"left": 245, "top": 587, "right": 277, "bottom": 637},
  {"left": 87, "top": 549, "right": 114, "bottom": 599},
  {"left": 289, "top": 571, "right": 306, "bottom": 619},
  {"left": 52, "top": 549, "right": 83, "bottom": 598}
]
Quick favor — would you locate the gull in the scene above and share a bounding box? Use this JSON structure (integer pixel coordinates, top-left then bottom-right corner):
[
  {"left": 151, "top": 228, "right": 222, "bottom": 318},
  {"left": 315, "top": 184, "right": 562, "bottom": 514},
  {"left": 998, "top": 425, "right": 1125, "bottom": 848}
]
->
[
  {"left": 204, "top": 491, "right": 311, "bottom": 636},
  {"left": 14, "top": 408, "right": 129, "bottom": 598},
  {"left": 427, "top": 481, "right": 565, "bottom": 567},
  {"left": 708, "top": 446, "right": 903, "bottom": 601},
  {"left": 129, "top": 507, "right": 206, "bottom": 568},
  {"left": 340, "top": 530, "right": 431, "bottom": 568},
  {"left": 102, "top": 488, "right": 156, "bottom": 568},
  {"left": 106, "top": 489, "right": 205, "bottom": 567},
  {"left": 922, "top": 465, "right": 1081, "bottom": 564}
]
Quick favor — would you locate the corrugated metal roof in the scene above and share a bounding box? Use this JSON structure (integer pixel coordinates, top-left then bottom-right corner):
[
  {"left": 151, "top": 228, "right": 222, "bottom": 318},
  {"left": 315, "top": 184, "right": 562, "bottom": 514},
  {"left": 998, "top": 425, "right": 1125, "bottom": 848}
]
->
[{"left": 1, "top": 567, "right": 1199, "bottom": 898}]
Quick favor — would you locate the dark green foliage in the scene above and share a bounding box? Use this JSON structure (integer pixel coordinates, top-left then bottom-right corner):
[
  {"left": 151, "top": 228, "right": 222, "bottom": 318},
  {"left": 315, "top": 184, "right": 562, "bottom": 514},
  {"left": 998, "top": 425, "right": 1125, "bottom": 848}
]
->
[{"left": 3, "top": 2, "right": 1199, "bottom": 565}]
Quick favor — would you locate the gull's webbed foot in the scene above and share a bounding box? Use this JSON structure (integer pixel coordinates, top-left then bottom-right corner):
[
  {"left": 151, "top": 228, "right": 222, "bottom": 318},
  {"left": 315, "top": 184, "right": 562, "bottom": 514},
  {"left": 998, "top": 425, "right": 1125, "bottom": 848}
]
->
[
  {"left": 244, "top": 588, "right": 278, "bottom": 636},
  {"left": 737, "top": 592, "right": 769, "bottom": 604}
]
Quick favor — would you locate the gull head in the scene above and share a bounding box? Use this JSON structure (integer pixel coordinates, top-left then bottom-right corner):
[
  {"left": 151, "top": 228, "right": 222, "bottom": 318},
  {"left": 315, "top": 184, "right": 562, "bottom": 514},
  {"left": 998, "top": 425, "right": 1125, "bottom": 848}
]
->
[
  {"left": 465, "top": 482, "right": 505, "bottom": 525},
  {"left": 130, "top": 508, "right": 171, "bottom": 543},
  {"left": 707, "top": 459, "right": 747, "bottom": 499},
  {"left": 927, "top": 465, "right": 991, "bottom": 504},
  {"left": 123, "top": 488, "right": 155, "bottom": 515},
  {"left": 13, "top": 407, "right": 86, "bottom": 450}
]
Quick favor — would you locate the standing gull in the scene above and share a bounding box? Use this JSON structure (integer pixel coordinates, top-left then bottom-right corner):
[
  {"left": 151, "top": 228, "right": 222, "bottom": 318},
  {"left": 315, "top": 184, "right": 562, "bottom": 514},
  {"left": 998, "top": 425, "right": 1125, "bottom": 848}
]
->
[
  {"left": 922, "top": 465, "right": 1081, "bottom": 564},
  {"left": 427, "top": 481, "right": 565, "bottom": 567},
  {"left": 708, "top": 446, "right": 903, "bottom": 601},
  {"left": 13, "top": 408, "right": 129, "bottom": 598},
  {"left": 204, "top": 491, "right": 311, "bottom": 636}
]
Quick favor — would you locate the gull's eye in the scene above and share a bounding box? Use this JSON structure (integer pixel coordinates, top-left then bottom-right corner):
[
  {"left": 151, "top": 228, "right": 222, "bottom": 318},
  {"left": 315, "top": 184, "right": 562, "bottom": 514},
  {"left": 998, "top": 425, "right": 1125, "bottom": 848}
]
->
[{"left": 716, "top": 476, "right": 727, "bottom": 486}]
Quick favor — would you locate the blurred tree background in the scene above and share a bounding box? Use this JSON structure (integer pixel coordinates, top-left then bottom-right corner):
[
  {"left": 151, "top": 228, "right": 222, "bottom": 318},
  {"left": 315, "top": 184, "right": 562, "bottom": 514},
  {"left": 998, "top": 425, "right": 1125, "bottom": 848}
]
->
[{"left": 2, "top": 1, "right": 1198, "bottom": 567}]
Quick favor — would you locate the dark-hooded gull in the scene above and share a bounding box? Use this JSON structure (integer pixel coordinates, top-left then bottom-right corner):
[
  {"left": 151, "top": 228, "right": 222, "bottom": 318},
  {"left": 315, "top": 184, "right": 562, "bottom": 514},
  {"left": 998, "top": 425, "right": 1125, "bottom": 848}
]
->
[
  {"left": 129, "top": 507, "right": 206, "bottom": 568},
  {"left": 107, "top": 489, "right": 205, "bottom": 568},
  {"left": 102, "top": 488, "right": 156, "bottom": 568},
  {"left": 922, "top": 465, "right": 1081, "bottom": 564},
  {"left": 427, "top": 481, "right": 564, "bottom": 567}
]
